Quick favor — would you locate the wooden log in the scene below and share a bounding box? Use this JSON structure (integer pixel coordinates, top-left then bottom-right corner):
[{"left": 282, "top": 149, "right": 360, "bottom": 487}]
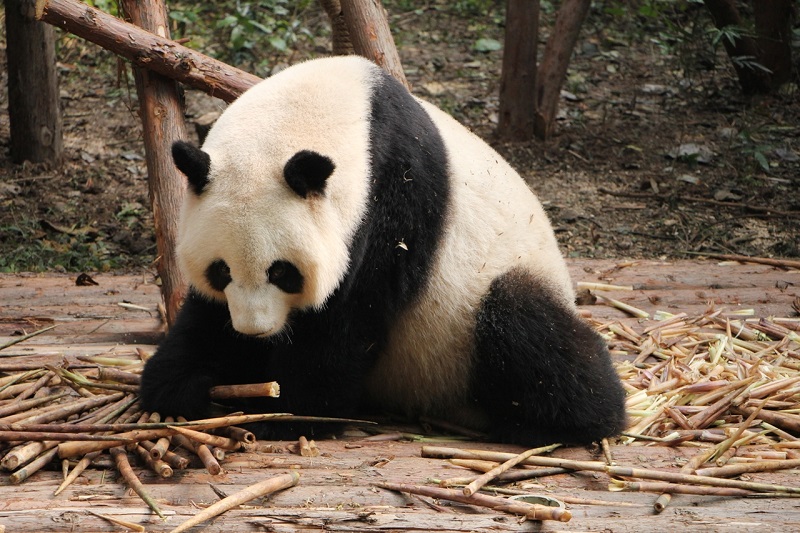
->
[
  {"left": 34, "top": 0, "right": 261, "bottom": 103},
  {"left": 118, "top": 0, "right": 187, "bottom": 326},
  {"left": 340, "top": 0, "right": 409, "bottom": 89}
]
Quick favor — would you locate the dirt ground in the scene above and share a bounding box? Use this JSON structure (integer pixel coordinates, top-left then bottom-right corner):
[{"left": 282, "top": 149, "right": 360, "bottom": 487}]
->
[{"left": 1, "top": 4, "right": 798, "bottom": 273}]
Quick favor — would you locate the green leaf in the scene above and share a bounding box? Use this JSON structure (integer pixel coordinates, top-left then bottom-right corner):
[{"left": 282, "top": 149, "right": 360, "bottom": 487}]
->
[
  {"left": 473, "top": 38, "right": 501, "bottom": 52},
  {"left": 754, "top": 152, "right": 770, "bottom": 172},
  {"left": 270, "top": 37, "right": 288, "bottom": 51}
]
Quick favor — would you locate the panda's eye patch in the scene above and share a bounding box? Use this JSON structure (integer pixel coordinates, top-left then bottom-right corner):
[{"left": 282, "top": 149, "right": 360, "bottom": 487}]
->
[
  {"left": 268, "top": 261, "right": 303, "bottom": 294},
  {"left": 206, "top": 260, "right": 232, "bottom": 292}
]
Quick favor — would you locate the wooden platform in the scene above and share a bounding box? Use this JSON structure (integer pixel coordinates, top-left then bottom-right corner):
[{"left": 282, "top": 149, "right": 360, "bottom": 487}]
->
[{"left": 1, "top": 259, "right": 799, "bottom": 532}]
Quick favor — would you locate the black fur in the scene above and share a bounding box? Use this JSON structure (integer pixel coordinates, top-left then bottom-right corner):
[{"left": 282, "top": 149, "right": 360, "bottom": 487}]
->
[
  {"left": 172, "top": 141, "right": 211, "bottom": 195},
  {"left": 140, "top": 68, "right": 450, "bottom": 439},
  {"left": 205, "top": 260, "right": 231, "bottom": 292},
  {"left": 283, "top": 150, "right": 335, "bottom": 198},
  {"left": 268, "top": 260, "right": 303, "bottom": 294},
  {"left": 472, "top": 268, "right": 627, "bottom": 445}
]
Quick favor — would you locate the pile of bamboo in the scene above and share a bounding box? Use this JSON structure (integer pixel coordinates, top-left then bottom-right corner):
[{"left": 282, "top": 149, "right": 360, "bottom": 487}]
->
[{"left": 0, "top": 347, "right": 296, "bottom": 519}]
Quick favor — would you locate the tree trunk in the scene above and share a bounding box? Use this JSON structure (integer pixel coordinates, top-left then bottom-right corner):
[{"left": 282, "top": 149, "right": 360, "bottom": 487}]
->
[
  {"left": 703, "top": 0, "right": 793, "bottom": 94},
  {"left": 119, "top": 0, "right": 188, "bottom": 326},
  {"left": 534, "top": 0, "right": 591, "bottom": 140},
  {"left": 5, "top": 0, "right": 63, "bottom": 165},
  {"left": 35, "top": 0, "right": 261, "bottom": 103},
  {"left": 339, "top": 0, "right": 409, "bottom": 89},
  {"left": 319, "top": 0, "right": 354, "bottom": 55},
  {"left": 752, "top": 0, "right": 793, "bottom": 90},
  {"left": 704, "top": 0, "right": 770, "bottom": 94},
  {"left": 497, "top": 0, "right": 540, "bottom": 141}
]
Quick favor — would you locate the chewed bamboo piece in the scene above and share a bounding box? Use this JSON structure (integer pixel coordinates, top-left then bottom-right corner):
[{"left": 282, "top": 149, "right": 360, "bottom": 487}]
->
[{"left": 209, "top": 381, "right": 280, "bottom": 399}]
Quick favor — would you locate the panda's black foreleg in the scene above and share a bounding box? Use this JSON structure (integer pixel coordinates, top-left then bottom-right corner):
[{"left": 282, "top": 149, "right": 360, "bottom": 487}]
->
[
  {"left": 472, "top": 268, "right": 627, "bottom": 446},
  {"left": 140, "top": 290, "right": 273, "bottom": 420}
]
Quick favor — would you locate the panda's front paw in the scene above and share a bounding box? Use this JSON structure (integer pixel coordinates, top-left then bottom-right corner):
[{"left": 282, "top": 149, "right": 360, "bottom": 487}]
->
[{"left": 139, "top": 369, "right": 214, "bottom": 420}]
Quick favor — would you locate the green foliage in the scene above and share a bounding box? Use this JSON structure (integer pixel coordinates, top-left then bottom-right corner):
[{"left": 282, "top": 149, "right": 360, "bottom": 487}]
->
[
  {"left": 167, "top": 0, "right": 316, "bottom": 73},
  {"left": 0, "top": 222, "right": 129, "bottom": 273}
]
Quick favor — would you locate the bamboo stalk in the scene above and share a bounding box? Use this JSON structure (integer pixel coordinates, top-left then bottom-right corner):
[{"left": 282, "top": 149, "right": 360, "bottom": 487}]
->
[
  {"left": 0, "top": 391, "right": 68, "bottom": 418},
  {"left": 171, "top": 431, "right": 220, "bottom": 475},
  {"left": 9, "top": 446, "right": 59, "bottom": 484},
  {"left": 734, "top": 405, "right": 800, "bottom": 434},
  {"left": 109, "top": 447, "right": 165, "bottom": 519},
  {"left": 54, "top": 451, "right": 102, "bottom": 496},
  {"left": 134, "top": 444, "right": 173, "bottom": 478},
  {"left": 463, "top": 444, "right": 560, "bottom": 496},
  {"left": 696, "top": 458, "right": 800, "bottom": 478},
  {"left": 168, "top": 472, "right": 300, "bottom": 533},
  {"left": 422, "top": 446, "right": 800, "bottom": 494},
  {"left": 612, "top": 479, "right": 759, "bottom": 497},
  {"left": 168, "top": 425, "right": 240, "bottom": 451},
  {"left": 0, "top": 325, "right": 57, "bottom": 351},
  {"left": 10, "top": 370, "right": 54, "bottom": 402},
  {"left": 140, "top": 440, "right": 190, "bottom": 470},
  {"left": 375, "top": 481, "right": 572, "bottom": 522}
]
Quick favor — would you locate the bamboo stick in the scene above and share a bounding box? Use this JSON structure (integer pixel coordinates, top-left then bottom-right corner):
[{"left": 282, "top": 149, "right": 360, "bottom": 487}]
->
[
  {"left": 134, "top": 444, "right": 173, "bottom": 478},
  {"left": 109, "top": 447, "right": 165, "bottom": 519},
  {"left": 696, "top": 458, "right": 800, "bottom": 478},
  {"left": 168, "top": 472, "right": 300, "bottom": 533},
  {"left": 168, "top": 425, "right": 240, "bottom": 451},
  {"left": 376, "top": 481, "right": 572, "bottom": 522},
  {"left": 9, "top": 447, "right": 59, "bottom": 484},
  {"left": 140, "top": 440, "right": 190, "bottom": 470},
  {"left": 0, "top": 325, "right": 57, "bottom": 351},
  {"left": 54, "top": 451, "right": 101, "bottom": 496},
  {"left": 463, "top": 444, "right": 560, "bottom": 496},
  {"left": 422, "top": 446, "right": 800, "bottom": 494}
]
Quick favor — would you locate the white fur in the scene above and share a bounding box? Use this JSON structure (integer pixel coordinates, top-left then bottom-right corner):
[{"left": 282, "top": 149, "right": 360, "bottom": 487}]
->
[{"left": 178, "top": 56, "right": 377, "bottom": 335}]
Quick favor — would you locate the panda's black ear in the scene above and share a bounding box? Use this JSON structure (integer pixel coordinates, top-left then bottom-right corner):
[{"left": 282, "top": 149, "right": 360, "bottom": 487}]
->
[
  {"left": 284, "top": 150, "right": 335, "bottom": 198},
  {"left": 172, "top": 141, "right": 211, "bottom": 195}
]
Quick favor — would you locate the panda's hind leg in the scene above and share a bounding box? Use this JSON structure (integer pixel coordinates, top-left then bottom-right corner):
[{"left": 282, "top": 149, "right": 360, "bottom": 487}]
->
[{"left": 472, "top": 268, "right": 626, "bottom": 446}]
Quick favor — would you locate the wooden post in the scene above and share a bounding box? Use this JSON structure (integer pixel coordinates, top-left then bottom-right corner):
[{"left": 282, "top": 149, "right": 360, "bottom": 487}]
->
[
  {"left": 497, "top": 0, "right": 540, "bottom": 141},
  {"left": 118, "top": 0, "right": 187, "bottom": 326},
  {"left": 5, "top": 0, "right": 63, "bottom": 165},
  {"left": 339, "top": 0, "right": 409, "bottom": 89},
  {"left": 35, "top": 0, "right": 261, "bottom": 103}
]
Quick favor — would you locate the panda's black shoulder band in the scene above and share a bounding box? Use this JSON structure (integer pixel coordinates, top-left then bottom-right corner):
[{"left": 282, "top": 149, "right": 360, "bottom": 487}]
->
[{"left": 172, "top": 141, "right": 211, "bottom": 195}]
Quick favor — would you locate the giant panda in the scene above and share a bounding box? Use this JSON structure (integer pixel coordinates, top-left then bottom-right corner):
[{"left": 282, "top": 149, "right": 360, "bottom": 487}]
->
[{"left": 140, "top": 55, "right": 626, "bottom": 445}]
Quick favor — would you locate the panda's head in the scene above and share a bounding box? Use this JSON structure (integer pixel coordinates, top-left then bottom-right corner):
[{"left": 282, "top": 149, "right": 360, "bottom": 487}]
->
[{"left": 173, "top": 57, "right": 376, "bottom": 337}]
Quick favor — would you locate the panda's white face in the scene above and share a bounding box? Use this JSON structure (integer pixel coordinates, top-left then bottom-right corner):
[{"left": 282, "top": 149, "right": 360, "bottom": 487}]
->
[{"left": 175, "top": 57, "right": 376, "bottom": 337}]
